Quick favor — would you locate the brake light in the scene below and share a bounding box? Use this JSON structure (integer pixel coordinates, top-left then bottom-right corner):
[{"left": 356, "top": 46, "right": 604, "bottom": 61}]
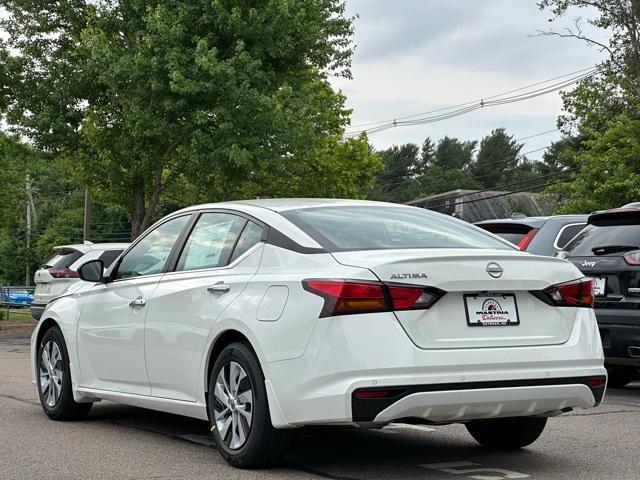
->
[
  {"left": 303, "top": 280, "right": 444, "bottom": 317},
  {"left": 516, "top": 228, "right": 539, "bottom": 250},
  {"left": 587, "top": 376, "right": 607, "bottom": 388},
  {"left": 623, "top": 250, "right": 640, "bottom": 265},
  {"left": 48, "top": 268, "right": 79, "bottom": 279},
  {"left": 544, "top": 278, "right": 594, "bottom": 308}
]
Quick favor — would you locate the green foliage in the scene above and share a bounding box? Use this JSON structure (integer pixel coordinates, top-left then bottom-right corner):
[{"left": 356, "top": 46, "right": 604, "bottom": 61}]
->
[
  {"left": 472, "top": 128, "right": 522, "bottom": 188},
  {"left": 549, "top": 115, "right": 640, "bottom": 213},
  {"left": 1, "top": 0, "right": 372, "bottom": 238}
]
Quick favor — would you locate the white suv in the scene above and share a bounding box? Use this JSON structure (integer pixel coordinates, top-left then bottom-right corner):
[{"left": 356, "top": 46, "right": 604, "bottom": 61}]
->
[{"left": 30, "top": 243, "right": 128, "bottom": 319}]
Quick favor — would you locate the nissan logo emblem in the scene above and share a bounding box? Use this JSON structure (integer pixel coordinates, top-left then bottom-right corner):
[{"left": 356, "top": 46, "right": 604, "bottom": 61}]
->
[{"left": 486, "top": 262, "right": 503, "bottom": 278}]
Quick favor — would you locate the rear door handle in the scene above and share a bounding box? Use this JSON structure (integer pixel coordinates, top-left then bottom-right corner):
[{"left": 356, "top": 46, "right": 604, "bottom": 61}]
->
[
  {"left": 207, "top": 283, "right": 230, "bottom": 294},
  {"left": 129, "top": 297, "right": 147, "bottom": 308}
]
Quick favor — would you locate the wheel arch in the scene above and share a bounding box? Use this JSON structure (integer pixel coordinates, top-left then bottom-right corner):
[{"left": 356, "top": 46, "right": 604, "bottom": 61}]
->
[
  {"left": 205, "top": 329, "right": 257, "bottom": 395},
  {"left": 202, "top": 328, "right": 292, "bottom": 429}
]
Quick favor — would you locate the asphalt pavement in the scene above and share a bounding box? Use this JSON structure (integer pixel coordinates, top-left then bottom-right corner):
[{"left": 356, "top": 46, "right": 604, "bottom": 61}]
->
[{"left": 1, "top": 337, "right": 639, "bottom": 480}]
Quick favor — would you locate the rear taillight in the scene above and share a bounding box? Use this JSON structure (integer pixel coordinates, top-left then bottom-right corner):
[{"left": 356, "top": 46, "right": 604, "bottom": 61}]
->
[
  {"left": 623, "top": 250, "right": 640, "bottom": 265},
  {"left": 543, "top": 278, "right": 595, "bottom": 308},
  {"left": 48, "top": 268, "right": 79, "bottom": 279},
  {"left": 302, "top": 279, "right": 444, "bottom": 317},
  {"left": 516, "top": 228, "right": 539, "bottom": 250}
]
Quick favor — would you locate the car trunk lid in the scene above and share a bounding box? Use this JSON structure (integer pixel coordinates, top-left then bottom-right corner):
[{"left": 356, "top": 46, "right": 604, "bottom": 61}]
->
[{"left": 332, "top": 248, "right": 583, "bottom": 349}]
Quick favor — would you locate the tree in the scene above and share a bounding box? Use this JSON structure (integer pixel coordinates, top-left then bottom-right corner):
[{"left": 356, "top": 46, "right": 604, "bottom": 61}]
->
[
  {"left": 538, "top": 0, "right": 640, "bottom": 133},
  {"left": 369, "top": 143, "right": 421, "bottom": 203},
  {"left": 472, "top": 128, "right": 523, "bottom": 188},
  {"left": 549, "top": 115, "right": 640, "bottom": 212},
  {"left": 539, "top": 1, "right": 640, "bottom": 210},
  {"left": 433, "top": 136, "right": 476, "bottom": 170},
  {"left": 535, "top": 136, "right": 582, "bottom": 176},
  {"left": 0, "top": 0, "right": 372, "bottom": 238}
]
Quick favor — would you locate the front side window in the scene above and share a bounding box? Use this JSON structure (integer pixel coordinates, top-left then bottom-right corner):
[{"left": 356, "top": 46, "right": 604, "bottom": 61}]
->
[
  {"left": 282, "top": 206, "right": 514, "bottom": 252},
  {"left": 176, "top": 213, "right": 246, "bottom": 271},
  {"left": 115, "top": 216, "right": 190, "bottom": 280}
]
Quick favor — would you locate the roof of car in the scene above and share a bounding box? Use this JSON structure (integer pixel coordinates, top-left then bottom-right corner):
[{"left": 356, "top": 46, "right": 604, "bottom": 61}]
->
[
  {"left": 475, "top": 214, "right": 588, "bottom": 226},
  {"left": 178, "top": 198, "right": 413, "bottom": 213},
  {"left": 53, "top": 242, "right": 130, "bottom": 253}
]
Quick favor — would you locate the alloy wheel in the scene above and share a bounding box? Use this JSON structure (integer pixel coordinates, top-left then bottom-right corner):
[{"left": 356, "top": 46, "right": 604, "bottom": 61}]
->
[
  {"left": 213, "top": 361, "right": 253, "bottom": 450},
  {"left": 39, "top": 340, "right": 64, "bottom": 407}
]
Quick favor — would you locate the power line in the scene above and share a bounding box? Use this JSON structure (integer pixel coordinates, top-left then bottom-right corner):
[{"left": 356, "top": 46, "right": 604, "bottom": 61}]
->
[
  {"left": 345, "top": 68, "right": 598, "bottom": 137},
  {"left": 347, "top": 67, "right": 595, "bottom": 129}
]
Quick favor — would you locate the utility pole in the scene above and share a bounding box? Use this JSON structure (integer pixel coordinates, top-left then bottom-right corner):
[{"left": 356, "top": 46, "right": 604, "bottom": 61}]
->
[
  {"left": 83, "top": 188, "right": 92, "bottom": 243},
  {"left": 25, "top": 176, "right": 32, "bottom": 286}
]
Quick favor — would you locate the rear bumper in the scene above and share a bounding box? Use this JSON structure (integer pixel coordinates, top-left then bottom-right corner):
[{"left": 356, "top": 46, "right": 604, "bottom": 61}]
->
[
  {"left": 30, "top": 303, "right": 46, "bottom": 320},
  {"left": 352, "top": 378, "right": 604, "bottom": 423},
  {"left": 595, "top": 308, "right": 640, "bottom": 367},
  {"left": 263, "top": 308, "right": 606, "bottom": 428}
]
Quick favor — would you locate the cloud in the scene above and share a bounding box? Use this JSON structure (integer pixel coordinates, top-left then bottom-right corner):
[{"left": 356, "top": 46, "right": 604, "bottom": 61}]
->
[{"left": 334, "top": 0, "right": 607, "bottom": 152}]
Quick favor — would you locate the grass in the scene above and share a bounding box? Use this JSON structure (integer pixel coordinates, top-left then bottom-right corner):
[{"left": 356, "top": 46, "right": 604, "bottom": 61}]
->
[{"left": 0, "top": 307, "right": 36, "bottom": 324}]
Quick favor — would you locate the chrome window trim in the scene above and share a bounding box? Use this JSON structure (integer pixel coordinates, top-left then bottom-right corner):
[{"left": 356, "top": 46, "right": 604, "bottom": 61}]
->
[{"left": 553, "top": 222, "right": 587, "bottom": 251}]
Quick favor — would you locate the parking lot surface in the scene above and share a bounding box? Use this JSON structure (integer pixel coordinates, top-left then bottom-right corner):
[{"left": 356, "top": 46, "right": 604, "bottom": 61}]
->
[{"left": 1, "top": 337, "right": 639, "bottom": 480}]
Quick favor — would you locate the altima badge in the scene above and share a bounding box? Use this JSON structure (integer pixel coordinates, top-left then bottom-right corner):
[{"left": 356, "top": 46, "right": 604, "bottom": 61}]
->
[{"left": 486, "top": 262, "right": 503, "bottom": 278}]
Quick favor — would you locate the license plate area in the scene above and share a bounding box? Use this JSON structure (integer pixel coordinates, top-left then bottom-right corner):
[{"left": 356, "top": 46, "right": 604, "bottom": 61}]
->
[
  {"left": 464, "top": 293, "right": 520, "bottom": 327},
  {"left": 594, "top": 277, "right": 606, "bottom": 297}
]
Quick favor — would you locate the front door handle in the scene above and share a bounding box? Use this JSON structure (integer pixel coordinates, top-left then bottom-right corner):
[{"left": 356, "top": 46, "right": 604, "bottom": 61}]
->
[
  {"left": 129, "top": 297, "right": 147, "bottom": 308},
  {"left": 207, "top": 283, "right": 230, "bottom": 294}
]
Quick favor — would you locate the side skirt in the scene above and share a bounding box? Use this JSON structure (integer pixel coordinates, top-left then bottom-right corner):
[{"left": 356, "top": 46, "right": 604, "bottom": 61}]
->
[{"left": 76, "top": 387, "right": 209, "bottom": 421}]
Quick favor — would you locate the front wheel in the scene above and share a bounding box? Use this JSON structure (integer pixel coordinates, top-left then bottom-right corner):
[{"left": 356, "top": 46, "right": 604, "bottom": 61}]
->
[
  {"left": 37, "top": 326, "right": 93, "bottom": 420},
  {"left": 208, "top": 342, "right": 289, "bottom": 468},
  {"left": 466, "top": 417, "right": 547, "bottom": 449}
]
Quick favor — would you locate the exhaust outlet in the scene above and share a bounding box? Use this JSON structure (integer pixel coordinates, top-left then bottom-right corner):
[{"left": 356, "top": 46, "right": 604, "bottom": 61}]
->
[{"left": 628, "top": 346, "right": 640, "bottom": 358}]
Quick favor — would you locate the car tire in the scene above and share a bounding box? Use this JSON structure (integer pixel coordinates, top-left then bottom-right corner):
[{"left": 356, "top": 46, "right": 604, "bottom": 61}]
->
[
  {"left": 606, "top": 367, "right": 637, "bottom": 388},
  {"left": 465, "top": 416, "right": 547, "bottom": 449},
  {"left": 207, "top": 342, "right": 290, "bottom": 468},
  {"left": 37, "top": 326, "right": 93, "bottom": 420}
]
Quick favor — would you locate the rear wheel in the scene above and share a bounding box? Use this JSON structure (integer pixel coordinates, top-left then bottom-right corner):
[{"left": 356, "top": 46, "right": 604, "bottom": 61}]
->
[
  {"left": 37, "top": 326, "right": 93, "bottom": 420},
  {"left": 466, "top": 417, "right": 547, "bottom": 449},
  {"left": 606, "top": 367, "right": 637, "bottom": 388},
  {"left": 208, "top": 342, "right": 289, "bottom": 468}
]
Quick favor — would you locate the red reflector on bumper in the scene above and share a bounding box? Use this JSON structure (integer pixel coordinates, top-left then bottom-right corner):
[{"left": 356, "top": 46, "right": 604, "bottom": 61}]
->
[
  {"left": 587, "top": 377, "right": 606, "bottom": 388},
  {"left": 353, "top": 390, "right": 393, "bottom": 399}
]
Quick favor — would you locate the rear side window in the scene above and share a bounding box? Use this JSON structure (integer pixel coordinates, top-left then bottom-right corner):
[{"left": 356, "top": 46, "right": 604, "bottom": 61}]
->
[
  {"left": 176, "top": 213, "right": 246, "bottom": 271},
  {"left": 282, "top": 206, "right": 513, "bottom": 252},
  {"left": 98, "top": 250, "right": 124, "bottom": 268},
  {"left": 564, "top": 224, "right": 640, "bottom": 256},
  {"left": 44, "top": 249, "right": 83, "bottom": 269},
  {"left": 554, "top": 223, "right": 586, "bottom": 250},
  {"left": 230, "top": 222, "right": 263, "bottom": 263}
]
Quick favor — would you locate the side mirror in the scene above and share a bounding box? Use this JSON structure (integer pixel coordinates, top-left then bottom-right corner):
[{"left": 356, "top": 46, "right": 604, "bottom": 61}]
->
[{"left": 78, "top": 259, "right": 105, "bottom": 283}]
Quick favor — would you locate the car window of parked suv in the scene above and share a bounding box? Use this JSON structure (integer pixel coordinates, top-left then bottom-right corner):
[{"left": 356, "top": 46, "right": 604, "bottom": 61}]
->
[
  {"left": 176, "top": 213, "right": 246, "bottom": 271},
  {"left": 97, "top": 249, "right": 124, "bottom": 268},
  {"left": 115, "top": 215, "right": 190, "bottom": 280},
  {"left": 564, "top": 223, "right": 640, "bottom": 256},
  {"left": 43, "top": 249, "right": 83, "bottom": 269},
  {"left": 554, "top": 223, "right": 587, "bottom": 250}
]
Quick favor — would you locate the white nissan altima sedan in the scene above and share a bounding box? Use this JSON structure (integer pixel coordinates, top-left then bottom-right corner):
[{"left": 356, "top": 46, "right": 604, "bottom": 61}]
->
[{"left": 31, "top": 199, "right": 607, "bottom": 467}]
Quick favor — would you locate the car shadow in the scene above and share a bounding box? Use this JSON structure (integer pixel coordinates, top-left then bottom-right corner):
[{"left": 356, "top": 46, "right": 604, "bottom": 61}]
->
[{"left": 83, "top": 402, "right": 589, "bottom": 479}]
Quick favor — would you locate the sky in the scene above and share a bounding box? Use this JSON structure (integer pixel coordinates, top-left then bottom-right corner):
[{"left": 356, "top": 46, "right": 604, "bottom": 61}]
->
[{"left": 331, "top": 0, "right": 607, "bottom": 159}]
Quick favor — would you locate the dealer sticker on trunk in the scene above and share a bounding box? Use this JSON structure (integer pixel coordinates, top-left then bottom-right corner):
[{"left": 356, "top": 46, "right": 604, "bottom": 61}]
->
[{"left": 464, "top": 293, "right": 520, "bottom": 327}]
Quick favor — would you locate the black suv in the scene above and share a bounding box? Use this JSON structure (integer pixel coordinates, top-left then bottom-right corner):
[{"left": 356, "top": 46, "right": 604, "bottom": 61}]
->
[{"left": 563, "top": 207, "right": 640, "bottom": 387}]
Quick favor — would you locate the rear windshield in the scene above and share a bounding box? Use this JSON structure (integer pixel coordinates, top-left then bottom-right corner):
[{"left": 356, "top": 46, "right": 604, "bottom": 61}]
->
[
  {"left": 44, "top": 249, "right": 83, "bottom": 269},
  {"left": 564, "top": 224, "right": 640, "bottom": 256},
  {"left": 476, "top": 224, "right": 535, "bottom": 246},
  {"left": 282, "top": 206, "right": 514, "bottom": 252}
]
